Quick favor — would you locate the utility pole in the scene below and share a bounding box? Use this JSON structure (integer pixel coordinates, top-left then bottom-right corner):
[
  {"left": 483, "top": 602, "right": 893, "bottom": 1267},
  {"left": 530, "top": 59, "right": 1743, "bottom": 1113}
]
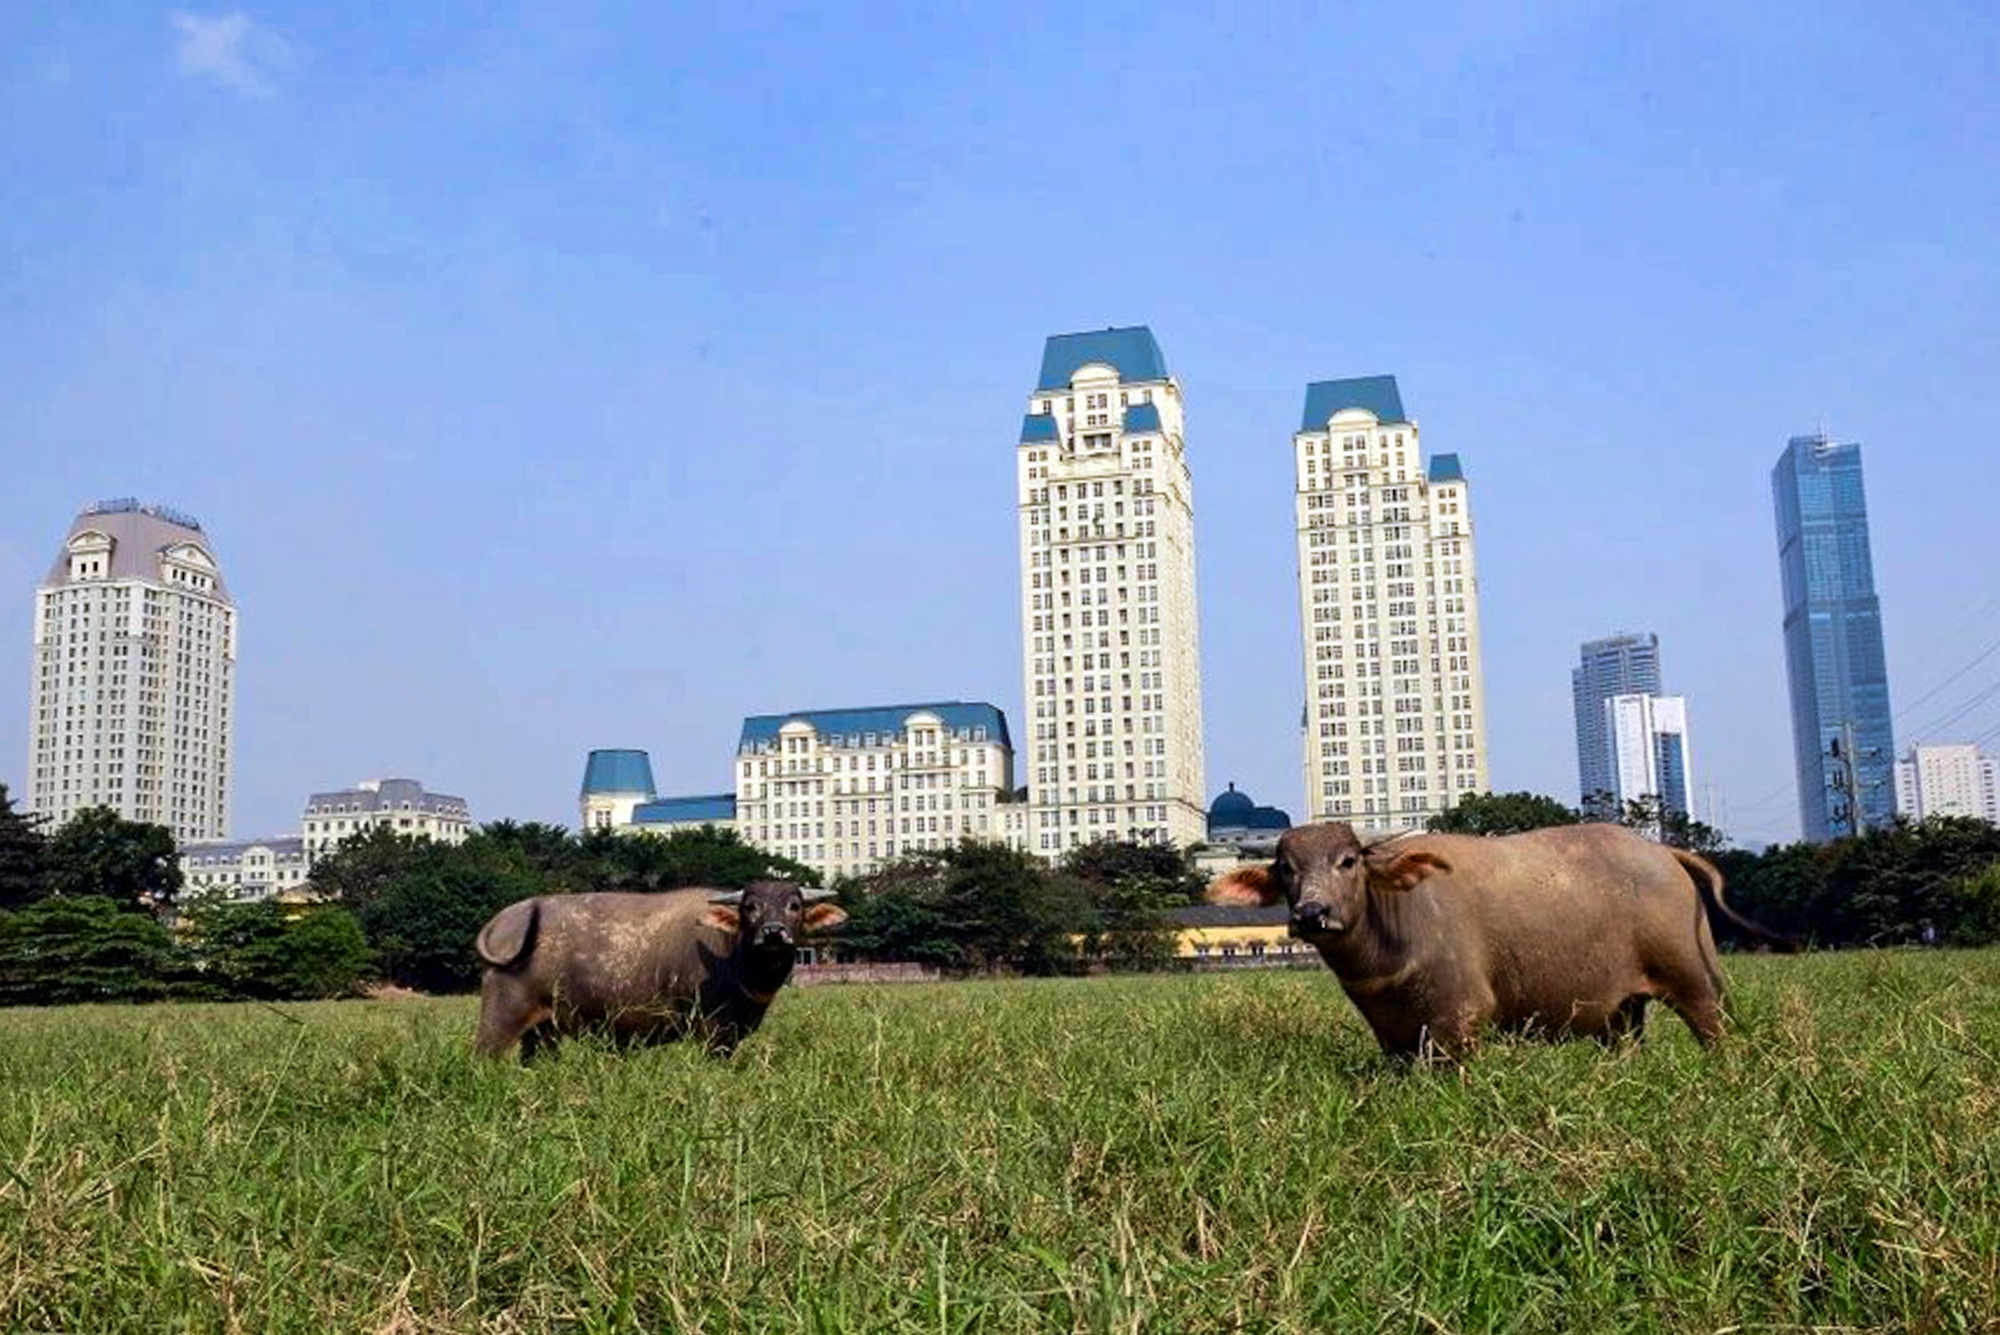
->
[{"left": 1828, "top": 722, "right": 1863, "bottom": 837}]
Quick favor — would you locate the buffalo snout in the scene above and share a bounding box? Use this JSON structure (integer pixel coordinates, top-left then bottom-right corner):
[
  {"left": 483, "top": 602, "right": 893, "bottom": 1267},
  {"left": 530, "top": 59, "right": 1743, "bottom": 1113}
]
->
[{"left": 1289, "top": 901, "right": 1344, "bottom": 938}]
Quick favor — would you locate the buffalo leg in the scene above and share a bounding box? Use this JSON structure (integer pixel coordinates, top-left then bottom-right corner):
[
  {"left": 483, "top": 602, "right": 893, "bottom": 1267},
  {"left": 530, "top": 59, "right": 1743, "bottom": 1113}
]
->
[
  {"left": 1654, "top": 966, "right": 1726, "bottom": 1049},
  {"left": 1599, "top": 996, "right": 1650, "bottom": 1046},
  {"left": 519, "top": 1023, "right": 561, "bottom": 1064}
]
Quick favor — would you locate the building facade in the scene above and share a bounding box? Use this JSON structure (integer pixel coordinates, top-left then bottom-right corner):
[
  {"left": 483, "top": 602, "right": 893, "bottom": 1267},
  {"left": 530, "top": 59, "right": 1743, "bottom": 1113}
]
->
[
  {"left": 1293, "top": 376, "right": 1488, "bottom": 831},
  {"left": 1894, "top": 744, "right": 1997, "bottom": 824},
  {"left": 734, "top": 702, "right": 1016, "bottom": 880},
  {"left": 181, "top": 776, "right": 470, "bottom": 901},
  {"left": 28, "top": 499, "right": 236, "bottom": 841},
  {"left": 1772, "top": 433, "right": 1895, "bottom": 839},
  {"left": 1017, "top": 327, "right": 1207, "bottom": 853},
  {"left": 301, "top": 778, "right": 472, "bottom": 857},
  {"left": 181, "top": 837, "right": 311, "bottom": 902},
  {"left": 1605, "top": 692, "right": 1693, "bottom": 819},
  {"left": 1573, "top": 632, "right": 1663, "bottom": 812}
]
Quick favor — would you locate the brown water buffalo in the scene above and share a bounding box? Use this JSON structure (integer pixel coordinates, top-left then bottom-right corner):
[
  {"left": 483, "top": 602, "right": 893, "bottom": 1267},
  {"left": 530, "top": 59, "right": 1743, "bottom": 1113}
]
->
[
  {"left": 1209, "top": 821, "right": 1795, "bottom": 1059},
  {"left": 472, "top": 880, "right": 847, "bottom": 1060}
]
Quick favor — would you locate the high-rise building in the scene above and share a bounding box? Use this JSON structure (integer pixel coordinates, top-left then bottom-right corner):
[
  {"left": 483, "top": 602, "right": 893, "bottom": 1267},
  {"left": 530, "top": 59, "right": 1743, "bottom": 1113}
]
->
[
  {"left": 28, "top": 499, "right": 236, "bottom": 841},
  {"left": 1294, "top": 375, "right": 1488, "bottom": 831},
  {"left": 1893, "top": 743, "right": 1997, "bottom": 825},
  {"left": 1605, "top": 693, "right": 1694, "bottom": 819},
  {"left": 1572, "top": 632, "right": 1663, "bottom": 812},
  {"left": 1772, "top": 434, "right": 1894, "bottom": 839},
  {"left": 1017, "top": 327, "right": 1206, "bottom": 853}
]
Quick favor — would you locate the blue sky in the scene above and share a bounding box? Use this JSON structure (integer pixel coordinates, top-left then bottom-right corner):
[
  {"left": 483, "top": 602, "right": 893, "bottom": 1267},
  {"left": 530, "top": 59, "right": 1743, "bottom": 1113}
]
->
[{"left": 3, "top": 2, "right": 1996, "bottom": 846}]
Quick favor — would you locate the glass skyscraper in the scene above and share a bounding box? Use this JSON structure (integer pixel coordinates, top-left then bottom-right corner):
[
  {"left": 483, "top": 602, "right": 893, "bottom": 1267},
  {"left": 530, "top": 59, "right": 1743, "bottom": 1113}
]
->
[
  {"left": 1573, "top": 632, "right": 1662, "bottom": 812},
  {"left": 1772, "top": 434, "right": 1894, "bottom": 840}
]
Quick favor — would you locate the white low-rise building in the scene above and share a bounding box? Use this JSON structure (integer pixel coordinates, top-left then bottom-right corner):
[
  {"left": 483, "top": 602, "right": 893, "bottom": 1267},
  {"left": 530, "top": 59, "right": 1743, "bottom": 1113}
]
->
[
  {"left": 182, "top": 776, "right": 473, "bottom": 902},
  {"left": 181, "top": 836, "right": 311, "bottom": 902},
  {"left": 302, "top": 778, "right": 472, "bottom": 857},
  {"left": 586, "top": 700, "right": 1020, "bottom": 881}
]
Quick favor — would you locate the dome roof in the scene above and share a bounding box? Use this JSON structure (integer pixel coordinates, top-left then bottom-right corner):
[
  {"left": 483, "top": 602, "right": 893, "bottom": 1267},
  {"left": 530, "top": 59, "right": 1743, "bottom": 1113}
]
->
[
  {"left": 1247, "top": 805, "right": 1292, "bottom": 831},
  {"left": 1208, "top": 783, "right": 1256, "bottom": 823}
]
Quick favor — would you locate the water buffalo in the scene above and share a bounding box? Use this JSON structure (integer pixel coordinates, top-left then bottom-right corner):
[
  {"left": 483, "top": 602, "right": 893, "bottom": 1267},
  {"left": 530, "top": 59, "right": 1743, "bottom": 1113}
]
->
[
  {"left": 1209, "top": 821, "right": 1795, "bottom": 1059},
  {"left": 472, "top": 880, "right": 847, "bottom": 1060}
]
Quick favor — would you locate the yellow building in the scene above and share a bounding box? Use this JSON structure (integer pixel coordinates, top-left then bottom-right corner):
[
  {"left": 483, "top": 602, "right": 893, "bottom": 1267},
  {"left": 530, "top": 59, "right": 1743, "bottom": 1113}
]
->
[{"left": 1167, "top": 904, "right": 1318, "bottom": 965}]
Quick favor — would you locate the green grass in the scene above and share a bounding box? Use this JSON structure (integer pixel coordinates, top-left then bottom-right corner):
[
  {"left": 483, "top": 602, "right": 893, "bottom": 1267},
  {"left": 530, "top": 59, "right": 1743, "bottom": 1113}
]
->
[{"left": 2, "top": 952, "right": 1997, "bottom": 1333}]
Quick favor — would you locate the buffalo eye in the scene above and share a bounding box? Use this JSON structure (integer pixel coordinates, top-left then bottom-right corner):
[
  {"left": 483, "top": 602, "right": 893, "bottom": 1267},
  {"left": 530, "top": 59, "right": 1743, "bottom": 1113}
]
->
[{"left": 1338, "top": 853, "right": 1358, "bottom": 870}]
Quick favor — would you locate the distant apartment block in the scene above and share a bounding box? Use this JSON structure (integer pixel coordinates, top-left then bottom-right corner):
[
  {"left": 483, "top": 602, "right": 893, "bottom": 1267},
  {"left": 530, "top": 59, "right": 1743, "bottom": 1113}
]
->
[
  {"left": 1573, "top": 633, "right": 1662, "bottom": 812},
  {"left": 183, "top": 776, "right": 472, "bottom": 901},
  {"left": 1894, "top": 744, "right": 1998, "bottom": 825},
  {"left": 1773, "top": 433, "right": 1894, "bottom": 839},
  {"left": 585, "top": 700, "right": 1020, "bottom": 881},
  {"left": 302, "top": 778, "right": 472, "bottom": 857},
  {"left": 181, "top": 837, "right": 310, "bottom": 902},
  {"left": 1018, "top": 327, "right": 1207, "bottom": 853},
  {"left": 28, "top": 499, "right": 236, "bottom": 842},
  {"left": 1294, "top": 375, "right": 1488, "bottom": 831},
  {"left": 1605, "top": 693, "right": 1694, "bottom": 819}
]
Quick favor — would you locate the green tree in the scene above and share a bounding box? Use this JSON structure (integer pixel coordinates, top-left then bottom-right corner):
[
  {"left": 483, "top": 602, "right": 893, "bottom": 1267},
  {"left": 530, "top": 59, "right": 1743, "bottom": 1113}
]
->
[
  {"left": 179, "top": 895, "right": 376, "bottom": 1000},
  {"left": 574, "top": 825, "right": 821, "bottom": 894},
  {"left": 306, "top": 825, "right": 432, "bottom": 909},
  {"left": 1060, "top": 838, "right": 1207, "bottom": 906},
  {"left": 467, "top": 820, "right": 580, "bottom": 882},
  {"left": 840, "top": 841, "right": 1086, "bottom": 975},
  {"left": 1429, "top": 791, "right": 1581, "bottom": 836},
  {"left": 0, "top": 782, "right": 49, "bottom": 910},
  {"left": 44, "top": 807, "right": 181, "bottom": 912},
  {"left": 355, "top": 843, "right": 539, "bottom": 993},
  {"left": 0, "top": 896, "right": 175, "bottom": 1004},
  {"left": 1940, "top": 863, "right": 2000, "bottom": 947},
  {"left": 1613, "top": 796, "right": 1730, "bottom": 856}
]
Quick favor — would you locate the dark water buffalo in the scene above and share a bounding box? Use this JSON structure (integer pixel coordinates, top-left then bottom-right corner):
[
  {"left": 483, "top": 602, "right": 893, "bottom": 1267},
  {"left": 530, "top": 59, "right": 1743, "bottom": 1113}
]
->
[
  {"left": 1210, "top": 821, "right": 1795, "bottom": 1059},
  {"left": 472, "top": 880, "right": 847, "bottom": 1060}
]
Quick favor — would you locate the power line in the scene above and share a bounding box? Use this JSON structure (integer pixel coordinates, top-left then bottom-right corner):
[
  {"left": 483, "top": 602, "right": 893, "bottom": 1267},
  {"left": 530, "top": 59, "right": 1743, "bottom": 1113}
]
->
[
  {"left": 1895, "top": 630, "right": 2000, "bottom": 725},
  {"left": 1907, "top": 678, "right": 2000, "bottom": 745}
]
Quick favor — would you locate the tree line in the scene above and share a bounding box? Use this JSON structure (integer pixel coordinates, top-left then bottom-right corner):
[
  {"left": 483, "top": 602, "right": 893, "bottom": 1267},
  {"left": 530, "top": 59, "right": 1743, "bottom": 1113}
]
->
[
  {"left": 0, "top": 783, "right": 820, "bottom": 1004},
  {"left": 5, "top": 776, "right": 1995, "bottom": 1007}
]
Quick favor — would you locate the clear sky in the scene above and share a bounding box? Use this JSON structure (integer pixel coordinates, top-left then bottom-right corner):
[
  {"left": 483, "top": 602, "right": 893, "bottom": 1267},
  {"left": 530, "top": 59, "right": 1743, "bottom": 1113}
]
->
[{"left": 3, "top": 3, "right": 1997, "bottom": 846}]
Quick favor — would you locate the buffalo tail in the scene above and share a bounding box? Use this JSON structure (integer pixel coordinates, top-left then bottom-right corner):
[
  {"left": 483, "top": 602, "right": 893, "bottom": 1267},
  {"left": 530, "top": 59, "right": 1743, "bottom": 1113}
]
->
[{"left": 1670, "top": 849, "right": 1800, "bottom": 953}]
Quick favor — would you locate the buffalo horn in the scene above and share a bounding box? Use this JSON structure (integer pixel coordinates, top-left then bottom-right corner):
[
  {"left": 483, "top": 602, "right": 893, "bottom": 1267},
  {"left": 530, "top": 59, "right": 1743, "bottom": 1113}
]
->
[{"left": 707, "top": 889, "right": 746, "bottom": 905}]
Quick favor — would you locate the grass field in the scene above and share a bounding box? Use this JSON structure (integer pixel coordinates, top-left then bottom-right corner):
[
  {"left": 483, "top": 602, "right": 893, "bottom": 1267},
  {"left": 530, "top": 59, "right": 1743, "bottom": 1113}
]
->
[{"left": 3, "top": 952, "right": 1998, "bottom": 1333}]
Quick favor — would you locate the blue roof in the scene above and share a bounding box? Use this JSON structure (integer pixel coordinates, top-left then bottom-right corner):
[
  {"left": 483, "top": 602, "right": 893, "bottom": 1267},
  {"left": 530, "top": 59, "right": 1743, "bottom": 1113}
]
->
[
  {"left": 1427, "top": 453, "right": 1465, "bottom": 483},
  {"left": 1122, "top": 402, "right": 1162, "bottom": 434},
  {"left": 581, "top": 749, "right": 656, "bottom": 798},
  {"left": 739, "top": 701, "right": 1012, "bottom": 752},
  {"left": 1020, "top": 413, "right": 1059, "bottom": 443},
  {"left": 1299, "top": 375, "right": 1407, "bottom": 431},
  {"left": 1036, "top": 327, "right": 1168, "bottom": 391},
  {"left": 632, "top": 793, "right": 736, "bottom": 825}
]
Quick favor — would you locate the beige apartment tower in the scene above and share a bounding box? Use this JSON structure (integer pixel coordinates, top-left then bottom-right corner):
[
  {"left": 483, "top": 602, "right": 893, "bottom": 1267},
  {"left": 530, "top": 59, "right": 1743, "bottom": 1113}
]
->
[
  {"left": 28, "top": 499, "right": 237, "bottom": 841},
  {"left": 1018, "top": 327, "right": 1207, "bottom": 854},
  {"left": 1294, "top": 377, "right": 1488, "bottom": 831}
]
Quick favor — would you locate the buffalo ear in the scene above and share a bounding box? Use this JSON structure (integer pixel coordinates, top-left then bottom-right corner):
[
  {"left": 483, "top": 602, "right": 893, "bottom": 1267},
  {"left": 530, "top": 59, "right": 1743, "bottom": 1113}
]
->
[
  {"left": 1209, "top": 865, "right": 1281, "bottom": 906},
  {"left": 804, "top": 903, "right": 848, "bottom": 931},
  {"left": 702, "top": 905, "right": 742, "bottom": 933},
  {"left": 1370, "top": 850, "right": 1451, "bottom": 892}
]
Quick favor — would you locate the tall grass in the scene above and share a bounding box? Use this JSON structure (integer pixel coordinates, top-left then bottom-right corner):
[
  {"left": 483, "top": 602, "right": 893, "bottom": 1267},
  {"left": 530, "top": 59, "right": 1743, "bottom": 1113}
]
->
[{"left": 2, "top": 951, "right": 1996, "bottom": 1332}]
